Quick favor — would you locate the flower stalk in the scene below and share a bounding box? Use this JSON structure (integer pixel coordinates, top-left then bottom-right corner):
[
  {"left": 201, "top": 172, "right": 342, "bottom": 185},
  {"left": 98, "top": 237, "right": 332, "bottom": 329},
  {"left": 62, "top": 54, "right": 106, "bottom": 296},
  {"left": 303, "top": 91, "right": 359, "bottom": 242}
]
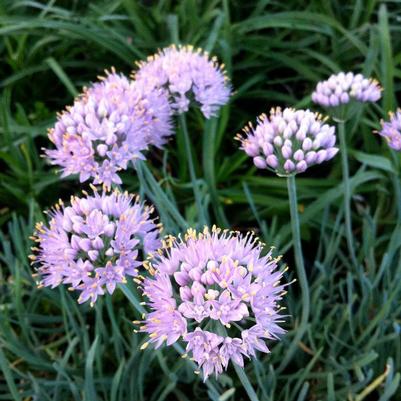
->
[
  {"left": 137, "top": 160, "right": 188, "bottom": 230},
  {"left": 179, "top": 114, "right": 208, "bottom": 227},
  {"left": 278, "top": 175, "right": 310, "bottom": 371},
  {"left": 338, "top": 121, "right": 358, "bottom": 266},
  {"left": 234, "top": 364, "right": 260, "bottom": 401}
]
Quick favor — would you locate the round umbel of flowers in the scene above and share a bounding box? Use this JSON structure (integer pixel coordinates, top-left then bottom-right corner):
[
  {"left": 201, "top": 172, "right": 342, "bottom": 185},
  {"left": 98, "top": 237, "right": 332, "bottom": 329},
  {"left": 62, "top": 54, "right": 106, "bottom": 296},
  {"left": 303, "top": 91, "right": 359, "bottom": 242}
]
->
[
  {"left": 45, "top": 69, "right": 173, "bottom": 189},
  {"left": 137, "top": 226, "right": 287, "bottom": 380},
  {"left": 30, "top": 189, "right": 161, "bottom": 306},
  {"left": 312, "top": 72, "right": 381, "bottom": 120},
  {"left": 132, "top": 44, "right": 231, "bottom": 118},
  {"left": 378, "top": 110, "right": 401, "bottom": 151},
  {"left": 236, "top": 107, "right": 338, "bottom": 176}
]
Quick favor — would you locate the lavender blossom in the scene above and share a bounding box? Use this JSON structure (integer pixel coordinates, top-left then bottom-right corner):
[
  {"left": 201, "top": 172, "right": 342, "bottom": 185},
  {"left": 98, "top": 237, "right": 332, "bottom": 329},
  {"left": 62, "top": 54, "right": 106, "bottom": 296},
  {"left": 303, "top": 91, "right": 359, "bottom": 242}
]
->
[
  {"left": 138, "top": 227, "right": 286, "bottom": 380},
  {"left": 378, "top": 110, "right": 401, "bottom": 151},
  {"left": 133, "top": 45, "right": 231, "bottom": 118},
  {"left": 30, "top": 189, "right": 161, "bottom": 306},
  {"left": 237, "top": 107, "right": 338, "bottom": 176},
  {"left": 45, "top": 70, "right": 173, "bottom": 188},
  {"left": 312, "top": 72, "right": 381, "bottom": 108}
]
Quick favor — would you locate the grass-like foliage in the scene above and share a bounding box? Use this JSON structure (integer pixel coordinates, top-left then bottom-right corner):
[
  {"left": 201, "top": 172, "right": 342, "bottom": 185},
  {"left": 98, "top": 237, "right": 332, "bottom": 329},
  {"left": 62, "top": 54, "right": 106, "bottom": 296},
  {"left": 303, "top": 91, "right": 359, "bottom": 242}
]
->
[{"left": 1, "top": 0, "right": 401, "bottom": 400}]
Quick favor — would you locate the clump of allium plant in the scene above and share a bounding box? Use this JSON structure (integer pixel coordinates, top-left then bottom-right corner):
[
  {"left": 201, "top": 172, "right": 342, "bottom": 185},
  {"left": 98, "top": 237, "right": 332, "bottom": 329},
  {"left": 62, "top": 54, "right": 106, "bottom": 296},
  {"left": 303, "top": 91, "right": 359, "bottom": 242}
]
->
[
  {"left": 378, "top": 110, "right": 401, "bottom": 150},
  {"left": 30, "top": 189, "right": 161, "bottom": 306},
  {"left": 237, "top": 107, "right": 338, "bottom": 176},
  {"left": 138, "top": 226, "right": 287, "bottom": 380},
  {"left": 133, "top": 44, "right": 231, "bottom": 118},
  {"left": 312, "top": 72, "right": 381, "bottom": 120},
  {"left": 45, "top": 69, "right": 173, "bottom": 188}
]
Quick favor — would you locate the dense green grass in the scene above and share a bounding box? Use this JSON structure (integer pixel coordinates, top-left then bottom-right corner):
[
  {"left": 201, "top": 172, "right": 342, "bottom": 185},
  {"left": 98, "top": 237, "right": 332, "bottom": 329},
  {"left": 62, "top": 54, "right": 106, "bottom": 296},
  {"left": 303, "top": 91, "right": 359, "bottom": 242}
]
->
[{"left": 1, "top": 0, "right": 401, "bottom": 400}]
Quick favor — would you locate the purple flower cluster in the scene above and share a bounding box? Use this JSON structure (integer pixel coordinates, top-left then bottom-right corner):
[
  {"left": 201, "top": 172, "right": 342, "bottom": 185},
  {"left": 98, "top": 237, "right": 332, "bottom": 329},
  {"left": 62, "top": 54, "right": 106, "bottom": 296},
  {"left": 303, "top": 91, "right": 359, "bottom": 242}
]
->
[
  {"left": 31, "top": 190, "right": 161, "bottom": 305},
  {"left": 312, "top": 72, "right": 381, "bottom": 107},
  {"left": 378, "top": 110, "right": 401, "bottom": 150},
  {"left": 133, "top": 45, "right": 231, "bottom": 118},
  {"left": 237, "top": 107, "right": 338, "bottom": 176},
  {"left": 139, "top": 227, "right": 286, "bottom": 379},
  {"left": 45, "top": 70, "right": 172, "bottom": 188}
]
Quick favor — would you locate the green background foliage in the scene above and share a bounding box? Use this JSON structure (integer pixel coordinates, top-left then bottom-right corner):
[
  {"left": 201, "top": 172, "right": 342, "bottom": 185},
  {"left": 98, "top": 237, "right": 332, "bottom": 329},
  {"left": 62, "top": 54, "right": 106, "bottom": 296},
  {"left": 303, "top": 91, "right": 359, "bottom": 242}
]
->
[{"left": 1, "top": 0, "right": 401, "bottom": 400}]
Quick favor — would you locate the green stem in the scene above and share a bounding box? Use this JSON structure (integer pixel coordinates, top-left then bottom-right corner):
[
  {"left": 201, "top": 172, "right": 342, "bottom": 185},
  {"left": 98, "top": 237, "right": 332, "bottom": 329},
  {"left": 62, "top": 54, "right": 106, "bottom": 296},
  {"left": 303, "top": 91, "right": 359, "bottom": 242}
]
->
[
  {"left": 234, "top": 364, "right": 260, "bottom": 401},
  {"left": 178, "top": 114, "right": 208, "bottom": 227},
  {"left": 390, "top": 150, "right": 401, "bottom": 222},
  {"left": 338, "top": 121, "right": 358, "bottom": 266},
  {"left": 278, "top": 175, "right": 310, "bottom": 372},
  {"left": 137, "top": 161, "right": 188, "bottom": 231},
  {"left": 203, "top": 118, "right": 229, "bottom": 227}
]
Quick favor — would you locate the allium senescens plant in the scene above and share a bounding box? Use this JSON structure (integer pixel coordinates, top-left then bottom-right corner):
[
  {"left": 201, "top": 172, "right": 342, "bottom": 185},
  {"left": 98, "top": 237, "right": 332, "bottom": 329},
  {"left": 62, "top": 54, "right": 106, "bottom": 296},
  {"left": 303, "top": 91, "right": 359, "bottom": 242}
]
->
[
  {"left": 138, "top": 227, "right": 287, "bottom": 379},
  {"left": 31, "top": 189, "right": 161, "bottom": 305},
  {"left": 133, "top": 44, "right": 231, "bottom": 118},
  {"left": 237, "top": 107, "right": 338, "bottom": 176},
  {"left": 312, "top": 71, "right": 382, "bottom": 268},
  {"left": 45, "top": 70, "right": 172, "bottom": 188},
  {"left": 312, "top": 72, "right": 381, "bottom": 121}
]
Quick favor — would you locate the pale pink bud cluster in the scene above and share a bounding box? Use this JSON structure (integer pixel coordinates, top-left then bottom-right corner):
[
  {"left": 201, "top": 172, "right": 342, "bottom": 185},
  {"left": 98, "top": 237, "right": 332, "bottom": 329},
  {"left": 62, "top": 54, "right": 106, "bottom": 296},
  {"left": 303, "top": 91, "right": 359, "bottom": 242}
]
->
[
  {"left": 312, "top": 72, "right": 381, "bottom": 107},
  {"left": 237, "top": 108, "right": 338, "bottom": 176}
]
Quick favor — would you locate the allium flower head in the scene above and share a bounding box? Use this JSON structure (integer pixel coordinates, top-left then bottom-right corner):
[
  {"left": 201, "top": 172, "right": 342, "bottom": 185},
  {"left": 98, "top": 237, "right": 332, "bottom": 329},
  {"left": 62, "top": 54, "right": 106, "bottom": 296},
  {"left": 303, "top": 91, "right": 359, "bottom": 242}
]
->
[
  {"left": 312, "top": 72, "right": 381, "bottom": 117},
  {"left": 378, "top": 110, "right": 401, "bottom": 151},
  {"left": 138, "top": 226, "right": 286, "bottom": 380},
  {"left": 30, "top": 189, "right": 161, "bottom": 306},
  {"left": 237, "top": 107, "right": 338, "bottom": 176},
  {"left": 45, "top": 69, "right": 173, "bottom": 188},
  {"left": 133, "top": 44, "right": 231, "bottom": 118}
]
